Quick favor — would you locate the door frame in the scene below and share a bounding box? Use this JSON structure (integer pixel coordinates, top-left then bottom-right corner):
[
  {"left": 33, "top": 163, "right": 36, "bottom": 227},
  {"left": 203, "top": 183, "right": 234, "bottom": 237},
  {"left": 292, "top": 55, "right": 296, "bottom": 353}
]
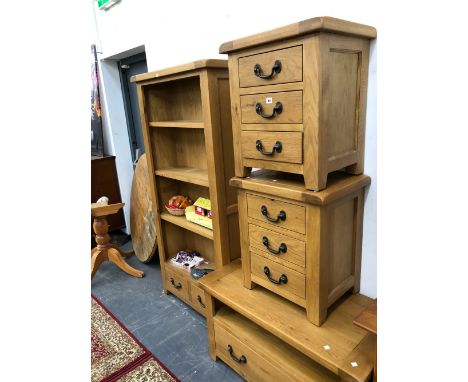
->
[{"left": 118, "top": 52, "right": 147, "bottom": 164}]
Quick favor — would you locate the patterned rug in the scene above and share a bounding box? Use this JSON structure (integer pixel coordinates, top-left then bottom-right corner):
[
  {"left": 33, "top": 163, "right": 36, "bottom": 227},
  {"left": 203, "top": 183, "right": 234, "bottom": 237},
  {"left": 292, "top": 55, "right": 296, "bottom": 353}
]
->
[{"left": 91, "top": 296, "right": 178, "bottom": 382}]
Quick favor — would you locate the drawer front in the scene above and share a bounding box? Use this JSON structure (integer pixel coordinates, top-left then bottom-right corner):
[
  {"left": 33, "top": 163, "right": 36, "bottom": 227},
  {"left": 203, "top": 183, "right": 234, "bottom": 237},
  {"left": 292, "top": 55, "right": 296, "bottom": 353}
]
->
[
  {"left": 165, "top": 267, "right": 189, "bottom": 301},
  {"left": 247, "top": 193, "right": 305, "bottom": 234},
  {"left": 238, "top": 46, "right": 303, "bottom": 88},
  {"left": 190, "top": 284, "right": 207, "bottom": 315},
  {"left": 241, "top": 131, "right": 302, "bottom": 164},
  {"left": 251, "top": 252, "right": 306, "bottom": 300},
  {"left": 241, "top": 91, "right": 302, "bottom": 124},
  {"left": 248, "top": 224, "right": 305, "bottom": 269},
  {"left": 214, "top": 321, "right": 289, "bottom": 382}
]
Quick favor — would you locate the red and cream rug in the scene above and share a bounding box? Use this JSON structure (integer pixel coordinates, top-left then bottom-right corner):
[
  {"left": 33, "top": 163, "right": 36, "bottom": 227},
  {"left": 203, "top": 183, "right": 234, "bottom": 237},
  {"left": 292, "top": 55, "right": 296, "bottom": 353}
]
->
[{"left": 91, "top": 296, "right": 179, "bottom": 382}]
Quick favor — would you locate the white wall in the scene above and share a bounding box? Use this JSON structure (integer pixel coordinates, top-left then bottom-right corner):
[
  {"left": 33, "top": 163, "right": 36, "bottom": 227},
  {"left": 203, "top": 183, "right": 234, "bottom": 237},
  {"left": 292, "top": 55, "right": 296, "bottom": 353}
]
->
[{"left": 92, "top": 0, "right": 377, "bottom": 298}]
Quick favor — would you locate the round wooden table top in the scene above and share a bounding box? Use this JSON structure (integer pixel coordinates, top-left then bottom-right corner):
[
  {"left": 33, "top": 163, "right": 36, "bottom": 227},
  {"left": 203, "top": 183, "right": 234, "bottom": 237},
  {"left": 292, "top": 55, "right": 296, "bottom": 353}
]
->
[{"left": 130, "top": 154, "right": 157, "bottom": 263}]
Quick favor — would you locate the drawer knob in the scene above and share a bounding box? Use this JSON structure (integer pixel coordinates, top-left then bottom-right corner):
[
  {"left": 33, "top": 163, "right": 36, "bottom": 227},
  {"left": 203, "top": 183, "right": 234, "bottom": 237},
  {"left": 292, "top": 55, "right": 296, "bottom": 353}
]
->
[
  {"left": 255, "top": 139, "right": 282, "bottom": 156},
  {"left": 261, "top": 205, "right": 286, "bottom": 223},
  {"left": 227, "top": 345, "right": 247, "bottom": 364},
  {"left": 262, "top": 236, "right": 287, "bottom": 255},
  {"left": 170, "top": 277, "right": 182, "bottom": 289},
  {"left": 263, "top": 266, "right": 288, "bottom": 285},
  {"left": 253, "top": 59, "right": 282, "bottom": 79},
  {"left": 197, "top": 295, "right": 206, "bottom": 308},
  {"left": 255, "top": 101, "right": 283, "bottom": 119}
]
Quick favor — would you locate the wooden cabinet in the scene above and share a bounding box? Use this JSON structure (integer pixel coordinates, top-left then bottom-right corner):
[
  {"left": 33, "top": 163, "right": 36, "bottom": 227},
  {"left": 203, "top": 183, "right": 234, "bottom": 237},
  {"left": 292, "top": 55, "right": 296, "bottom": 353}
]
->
[
  {"left": 220, "top": 16, "right": 376, "bottom": 190},
  {"left": 230, "top": 170, "right": 370, "bottom": 326},
  {"left": 132, "top": 60, "right": 240, "bottom": 315},
  {"left": 200, "top": 261, "right": 375, "bottom": 382},
  {"left": 91, "top": 155, "right": 125, "bottom": 232}
]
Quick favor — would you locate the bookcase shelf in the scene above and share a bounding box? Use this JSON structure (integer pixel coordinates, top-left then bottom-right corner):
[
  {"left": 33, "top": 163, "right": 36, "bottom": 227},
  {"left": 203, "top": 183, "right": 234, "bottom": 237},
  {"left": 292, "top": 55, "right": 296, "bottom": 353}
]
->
[
  {"left": 160, "top": 212, "right": 214, "bottom": 240},
  {"left": 149, "top": 121, "right": 204, "bottom": 129},
  {"left": 155, "top": 167, "right": 209, "bottom": 187}
]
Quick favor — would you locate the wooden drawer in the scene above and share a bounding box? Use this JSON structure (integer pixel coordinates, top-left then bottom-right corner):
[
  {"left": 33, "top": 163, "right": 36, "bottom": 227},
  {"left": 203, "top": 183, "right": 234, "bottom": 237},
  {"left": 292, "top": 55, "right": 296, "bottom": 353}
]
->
[
  {"left": 214, "top": 307, "right": 339, "bottom": 382},
  {"left": 165, "top": 267, "right": 189, "bottom": 301},
  {"left": 246, "top": 193, "right": 305, "bottom": 234},
  {"left": 214, "top": 318, "right": 287, "bottom": 382},
  {"left": 190, "top": 283, "right": 207, "bottom": 315},
  {"left": 248, "top": 224, "right": 305, "bottom": 270},
  {"left": 241, "top": 91, "right": 302, "bottom": 124},
  {"left": 251, "top": 252, "right": 305, "bottom": 303},
  {"left": 238, "top": 45, "right": 303, "bottom": 88},
  {"left": 241, "top": 131, "right": 302, "bottom": 164}
]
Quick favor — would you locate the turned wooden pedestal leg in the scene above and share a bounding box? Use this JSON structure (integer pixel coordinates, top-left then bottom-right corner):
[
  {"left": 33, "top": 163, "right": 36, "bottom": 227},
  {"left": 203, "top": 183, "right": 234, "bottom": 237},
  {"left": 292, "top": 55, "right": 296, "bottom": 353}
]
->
[{"left": 91, "top": 215, "right": 144, "bottom": 279}]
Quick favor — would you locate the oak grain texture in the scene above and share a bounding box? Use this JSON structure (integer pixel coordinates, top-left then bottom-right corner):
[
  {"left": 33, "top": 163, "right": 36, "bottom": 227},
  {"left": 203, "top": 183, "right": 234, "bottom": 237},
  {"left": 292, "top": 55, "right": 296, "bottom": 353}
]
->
[
  {"left": 233, "top": 171, "right": 370, "bottom": 325},
  {"left": 246, "top": 192, "right": 306, "bottom": 234},
  {"left": 200, "top": 262, "right": 374, "bottom": 382},
  {"left": 133, "top": 61, "right": 240, "bottom": 313},
  {"left": 251, "top": 251, "right": 306, "bottom": 304},
  {"left": 240, "top": 90, "right": 302, "bottom": 124},
  {"left": 222, "top": 17, "right": 375, "bottom": 190},
  {"left": 214, "top": 306, "right": 340, "bottom": 382},
  {"left": 248, "top": 223, "right": 306, "bottom": 269},
  {"left": 238, "top": 45, "right": 303, "bottom": 88},
  {"left": 241, "top": 131, "right": 303, "bottom": 164},
  {"left": 219, "top": 16, "right": 376, "bottom": 53},
  {"left": 130, "top": 154, "right": 157, "bottom": 263}
]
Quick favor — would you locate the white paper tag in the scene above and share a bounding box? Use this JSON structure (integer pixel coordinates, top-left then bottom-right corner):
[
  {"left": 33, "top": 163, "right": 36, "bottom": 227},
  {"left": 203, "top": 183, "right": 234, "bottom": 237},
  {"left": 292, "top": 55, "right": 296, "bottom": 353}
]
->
[
  {"left": 351, "top": 362, "right": 359, "bottom": 368},
  {"left": 266, "top": 97, "right": 273, "bottom": 104},
  {"left": 323, "top": 345, "right": 331, "bottom": 350}
]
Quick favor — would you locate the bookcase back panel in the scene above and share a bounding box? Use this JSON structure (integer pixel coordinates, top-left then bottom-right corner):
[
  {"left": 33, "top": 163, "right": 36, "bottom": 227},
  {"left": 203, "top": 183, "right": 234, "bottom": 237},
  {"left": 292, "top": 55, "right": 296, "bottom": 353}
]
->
[
  {"left": 156, "top": 177, "right": 210, "bottom": 212},
  {"left": 150, "top": 127, "right": 207, "bottom": 170},
  {"left": 145, "top": 76, "right": 202, "bottom": 122},
  {"left": 162, "top": 221, "right": 215, "bottom": 264}
]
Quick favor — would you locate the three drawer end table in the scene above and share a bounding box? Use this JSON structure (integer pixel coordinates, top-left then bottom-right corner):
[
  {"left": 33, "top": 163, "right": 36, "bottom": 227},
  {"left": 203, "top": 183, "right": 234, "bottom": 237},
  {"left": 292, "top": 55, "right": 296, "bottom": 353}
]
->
[
  {"left": 230, "top": 170, "right": 371, "bottom": 325},
  {"left": 221, "top": 16, "right": 376, "bottom": 191}
]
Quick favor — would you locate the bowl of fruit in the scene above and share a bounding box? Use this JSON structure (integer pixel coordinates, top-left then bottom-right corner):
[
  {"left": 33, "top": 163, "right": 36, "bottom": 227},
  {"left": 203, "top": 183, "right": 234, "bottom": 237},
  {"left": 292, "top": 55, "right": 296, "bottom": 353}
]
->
[{"left": 165, "top": 195, "right": 193, "bottom": 216}]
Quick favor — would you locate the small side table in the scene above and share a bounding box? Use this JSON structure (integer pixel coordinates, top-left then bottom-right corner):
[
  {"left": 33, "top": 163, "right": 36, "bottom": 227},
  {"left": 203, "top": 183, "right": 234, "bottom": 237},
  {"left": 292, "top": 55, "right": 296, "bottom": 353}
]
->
[
  {"left": 354, "top": 299, "right": 377, "bottom": 381},
  {"left": 91, "top": 202, "right": 144, "bottom": 279}
]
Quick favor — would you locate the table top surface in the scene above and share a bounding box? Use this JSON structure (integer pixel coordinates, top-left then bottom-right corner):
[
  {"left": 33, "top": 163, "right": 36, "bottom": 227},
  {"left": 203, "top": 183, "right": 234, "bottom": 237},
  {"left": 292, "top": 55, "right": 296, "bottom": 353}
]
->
[
  {"left": 219, "top": 16, "right": 377, "bottom": 54},
  {"left": 353, "top": 299, "right": 377, "bottom": 335},
  {"left": 200, "top": 260, "right": 375, "bottom": 382},
  {"left": 91, "top": 202, "right": 125, "bottom": 217},
  {"left": 230, "top": 170, "right": 371, "bottom": 205}
]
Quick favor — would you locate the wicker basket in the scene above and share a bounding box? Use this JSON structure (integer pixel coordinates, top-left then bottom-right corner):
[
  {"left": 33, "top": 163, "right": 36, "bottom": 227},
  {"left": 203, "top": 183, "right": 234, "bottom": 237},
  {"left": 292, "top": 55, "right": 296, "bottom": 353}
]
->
[{"left": 165, "top": 205, "right": 186, "bottom": 216}]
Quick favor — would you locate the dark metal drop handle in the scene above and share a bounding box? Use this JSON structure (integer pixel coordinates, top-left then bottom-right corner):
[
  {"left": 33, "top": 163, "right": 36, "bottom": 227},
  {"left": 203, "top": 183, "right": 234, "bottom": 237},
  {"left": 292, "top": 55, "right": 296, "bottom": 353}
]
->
[
  {"left": 263, "top": 266, "right": 288, "bottom": 285},
  {"left": 197, "top": 295, "right": 206, "bottom": 308},
  {"left": 255, "top": 101, "right": 283, "bottom": 119},
  {"left": 170, "top": 277, "right": 182, "bottom": 289},
  {"left": 255, "top": 140, "right": 282, "bottom": 156},
  {"left": 253, "top": 60, "right": 282, "bottom": 79},
  {"left": 262, "top": 236, "right": 287, "bottom": 255},
  {"left": 227, "top": 345, "right": 247, "bottom": 364},
  {"left": 261, "top": 205, "right": 286, "bottom": 223}
]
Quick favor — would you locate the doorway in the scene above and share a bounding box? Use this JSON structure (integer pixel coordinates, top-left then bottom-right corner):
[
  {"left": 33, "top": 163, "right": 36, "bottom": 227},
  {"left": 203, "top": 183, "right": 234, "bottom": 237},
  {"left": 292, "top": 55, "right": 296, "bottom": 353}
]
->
[{"left": 119, "top": 52, "right": 148, "bottom": 165}]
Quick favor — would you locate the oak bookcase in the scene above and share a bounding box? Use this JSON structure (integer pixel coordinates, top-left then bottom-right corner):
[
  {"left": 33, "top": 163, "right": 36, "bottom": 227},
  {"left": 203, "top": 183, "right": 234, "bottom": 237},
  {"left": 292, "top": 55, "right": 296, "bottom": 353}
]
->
[{"left": 132, "top": 60, "right": 240, "bottom": 315}]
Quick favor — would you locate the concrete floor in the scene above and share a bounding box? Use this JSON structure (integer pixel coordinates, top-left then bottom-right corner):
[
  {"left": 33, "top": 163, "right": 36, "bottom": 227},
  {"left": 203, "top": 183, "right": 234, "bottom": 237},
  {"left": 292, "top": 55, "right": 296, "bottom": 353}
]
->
[{"left": 91, "top": 241, "right": 243, "bottom": 382}]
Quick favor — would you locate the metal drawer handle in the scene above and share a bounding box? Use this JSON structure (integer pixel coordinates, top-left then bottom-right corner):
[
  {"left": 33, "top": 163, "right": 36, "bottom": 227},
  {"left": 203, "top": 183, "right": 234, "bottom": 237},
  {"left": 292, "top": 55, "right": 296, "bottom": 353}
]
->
[
  {"left": 197, "top": 295, "right": 206, "bottom": 308},
  {"left": 170, "top": 277, "right": 182, "bottom": 289},
  {"left": 227, "top": 345, "right": 247, "bottom": 364},
  {"left": 261, "top": 205, "right": 286, "bottom": 223},
  {"left": 255, "top": 140, "right": 282, "bottom": 156},
  {"left": 262, "top": 236, "right": 287, "bottom": 255},
  {"left": 253, "top": 60, "right": 282, "bottom": 79},
  {"left": 263, "top": 266, "right": 288, "bottom": 285},
  {"left": 255, "top": 101, "right": 283, "bottom": 119}
]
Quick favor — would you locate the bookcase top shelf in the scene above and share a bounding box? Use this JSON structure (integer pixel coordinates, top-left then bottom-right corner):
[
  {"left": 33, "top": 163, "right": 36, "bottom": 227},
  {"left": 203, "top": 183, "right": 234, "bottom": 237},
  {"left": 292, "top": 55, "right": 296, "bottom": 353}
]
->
[{"left": 131, "top": 59, "right": 228, "bottom": 83}]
